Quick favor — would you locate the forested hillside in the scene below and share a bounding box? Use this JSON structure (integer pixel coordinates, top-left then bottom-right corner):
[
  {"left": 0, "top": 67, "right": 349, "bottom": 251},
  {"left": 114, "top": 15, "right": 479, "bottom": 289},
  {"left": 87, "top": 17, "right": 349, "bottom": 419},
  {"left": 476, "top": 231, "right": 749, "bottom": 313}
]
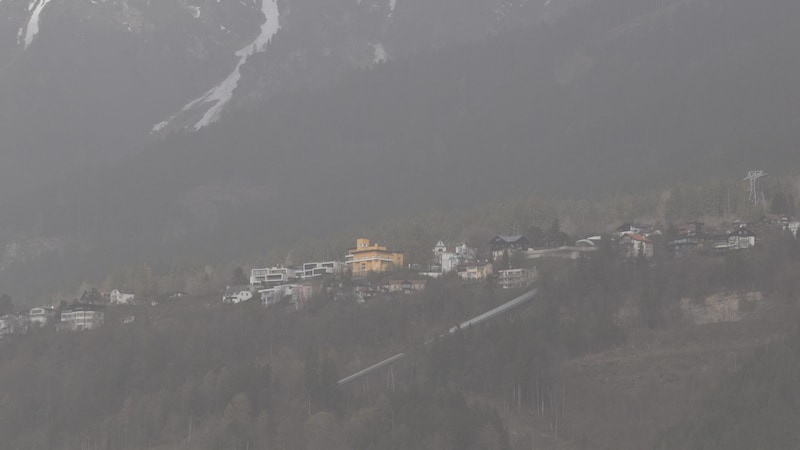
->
[
  {"left": 655, "top": 327, "right": 800, "bottom": 449},
  {"left": 2, "top": 220, "right": 800, "bottom": 448}
]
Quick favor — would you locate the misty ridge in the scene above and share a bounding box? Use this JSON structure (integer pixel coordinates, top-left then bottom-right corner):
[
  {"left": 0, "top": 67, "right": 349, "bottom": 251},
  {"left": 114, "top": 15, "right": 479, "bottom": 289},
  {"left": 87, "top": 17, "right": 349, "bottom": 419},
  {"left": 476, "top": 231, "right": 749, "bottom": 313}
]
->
[{"left": 0, "top": 0, "right": 799, "bottom": 449}]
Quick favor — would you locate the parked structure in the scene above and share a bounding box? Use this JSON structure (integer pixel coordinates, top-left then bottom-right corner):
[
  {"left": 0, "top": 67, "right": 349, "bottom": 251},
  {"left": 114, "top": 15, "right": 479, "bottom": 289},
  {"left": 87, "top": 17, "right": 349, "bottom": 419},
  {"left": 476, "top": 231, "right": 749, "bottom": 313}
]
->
[
  {"left": 29, "top": 307, "right": 57, "bottom": 327},
  {"left": 223, "top": 286, "right": 253, "bottom": 304},
  {"left": 346, "top": 238, "right": 404, "bottom": 277}
]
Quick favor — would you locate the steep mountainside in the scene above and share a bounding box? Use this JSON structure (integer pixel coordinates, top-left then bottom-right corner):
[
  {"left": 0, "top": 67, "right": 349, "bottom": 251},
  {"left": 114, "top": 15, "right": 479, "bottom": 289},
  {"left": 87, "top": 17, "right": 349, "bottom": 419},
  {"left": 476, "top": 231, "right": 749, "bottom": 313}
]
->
[
  {"left": 0, "top": 0, "right": 560, "bottom": 192},
  {"left": 1, "top": 0, "right": 799, "bottom": 300}
]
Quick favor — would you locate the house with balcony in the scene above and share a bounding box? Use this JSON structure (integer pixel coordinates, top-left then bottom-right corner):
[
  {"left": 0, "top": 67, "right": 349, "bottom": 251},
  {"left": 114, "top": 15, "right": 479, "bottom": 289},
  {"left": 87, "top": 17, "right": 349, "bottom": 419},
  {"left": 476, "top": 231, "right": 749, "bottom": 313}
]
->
[
  {"left": 59, "top": 304, "right": 104, "bottom": 331},
  {"left": 497, "top": 268, "right": 537, "bottom": 289},
  {"left": 250, "top": 266, "right": 298, "bottom": 286},
  {"left": 346, "top": 238, "right": 404, "bottom": 277},
  {"left": 299, "top": 261, "right": 347, "bottom": 279}
]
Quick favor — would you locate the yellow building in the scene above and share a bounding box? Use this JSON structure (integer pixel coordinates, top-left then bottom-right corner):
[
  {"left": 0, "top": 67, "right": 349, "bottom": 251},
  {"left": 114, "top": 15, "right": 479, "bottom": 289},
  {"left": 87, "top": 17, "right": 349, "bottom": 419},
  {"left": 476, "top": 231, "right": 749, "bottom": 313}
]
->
[{"left": 346, "top": 238, "right": 404, "bottom": 276}]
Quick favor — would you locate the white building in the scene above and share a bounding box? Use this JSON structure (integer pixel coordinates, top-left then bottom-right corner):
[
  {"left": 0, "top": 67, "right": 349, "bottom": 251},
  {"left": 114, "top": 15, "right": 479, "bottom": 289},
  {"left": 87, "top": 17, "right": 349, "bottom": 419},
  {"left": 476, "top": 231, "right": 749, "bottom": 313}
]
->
[
  {"left": 250, "top": 267, "right": 298, "bottom": 285},
  {"left": 109, "top": 289, "right": 136, "bottom": 305},
  {"left": 60, "top": 306, "right": 104, "bottom": 331},
  {"left": 728, "top": 227, "right": 756, "bottom": 250},
  {"left": 790, "top": 222, "right": 800, "bottom": 239},
  {"left": 223, "top": 286, "right": 253, "bottom": 304},
  {"left": 1, "top": 314, "right": 29, "bottom": 337},
  {"left": 29, "top": 307, "right": 57, "bottom": 327},
  {"left": 498, "top": 268, "right": 537, "bottom": 289},
  {"left": 457, "top": 262, "right": 493, "bottom": 281},
  {"left": 618, "top": 233, "right": 653, "bottom": 258},
  {"left": 299, "top": 261, "right": 346, "bottom": 279}
]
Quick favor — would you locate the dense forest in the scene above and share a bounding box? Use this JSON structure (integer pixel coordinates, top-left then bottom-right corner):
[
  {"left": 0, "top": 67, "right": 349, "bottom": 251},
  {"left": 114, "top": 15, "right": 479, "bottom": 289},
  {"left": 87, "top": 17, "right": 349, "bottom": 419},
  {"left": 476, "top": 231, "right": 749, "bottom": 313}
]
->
[{"left": 2, "top": 217, "right": 800, "bottom": 448}]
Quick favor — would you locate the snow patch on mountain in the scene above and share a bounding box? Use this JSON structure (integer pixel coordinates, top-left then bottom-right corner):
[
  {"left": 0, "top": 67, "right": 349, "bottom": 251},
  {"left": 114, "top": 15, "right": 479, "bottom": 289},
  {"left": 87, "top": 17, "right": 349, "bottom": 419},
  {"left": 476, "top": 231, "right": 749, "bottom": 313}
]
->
[
  {"left": 23, "top": 0, "right": 52, "bottom": 48},
  {"left": 160, "top": 0, "right": 280, "bottom": 131},
  {"left": 373, "top": 43, "right": 387, "bottom": 63}
]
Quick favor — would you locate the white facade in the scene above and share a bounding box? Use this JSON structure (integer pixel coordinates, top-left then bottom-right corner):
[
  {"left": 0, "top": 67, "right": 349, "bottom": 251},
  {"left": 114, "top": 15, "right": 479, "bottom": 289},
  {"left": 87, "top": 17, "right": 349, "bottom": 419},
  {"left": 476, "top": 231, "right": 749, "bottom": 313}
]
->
[
  {"left": 60, "top": 308, "right": 104, "bottom": 331},
  {"left": 109, "top": 289, "right": 135, "bottom": 305},
  {"left": 790, "top": 222, "right": 800, "bottom": 239},
  {"left": 457, "top": 263, "right": 493, "bottom": 281},
  {"left": 250, "top": 267, "right": 297, "bottom": 285},
  {"left": 223, "top": 286, "right": 253, "bottom": 304},
  {"left": 29, "top": 307, "right": 56, "bottom": 327},
  {"left": 498, "top": 268, "right": 537, "bottom": 289},
  {"left": 299, "top": 261, "right": 346, "bottom": 279}
]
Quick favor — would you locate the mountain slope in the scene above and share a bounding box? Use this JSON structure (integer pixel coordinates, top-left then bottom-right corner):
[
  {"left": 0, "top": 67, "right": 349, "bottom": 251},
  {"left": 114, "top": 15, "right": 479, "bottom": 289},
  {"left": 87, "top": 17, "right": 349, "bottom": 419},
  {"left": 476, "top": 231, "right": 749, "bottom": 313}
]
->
[
  {"left": 0, "top": 0, "right": 559, "bottom": 194},
  {"left": 1, "top": 0, "right": 800, "bottom": 300}
]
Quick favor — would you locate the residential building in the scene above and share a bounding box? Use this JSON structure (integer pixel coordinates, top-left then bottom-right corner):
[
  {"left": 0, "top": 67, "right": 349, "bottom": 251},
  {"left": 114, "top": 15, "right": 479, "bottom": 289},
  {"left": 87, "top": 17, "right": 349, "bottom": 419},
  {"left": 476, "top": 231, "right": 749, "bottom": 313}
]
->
[
  {"left": 299, "top": 261, "right": 346, "bottom": 279},
  {"left": 60, "top": 305, "right": 104, "bottom": 331},
  {"left": 619, "top": 233, "right": 653, "bottom": 258},
  {"left": 490, "top": 235, "right": 531, "bottom": 260},
  {"left": 346, "top": 238, "right": 404, "bottom": 277},
  {"left": 260, "top": 282, "right": 321, "bottom": 309},
  {"left": 0, "top": 314, "right": 29, "bottom": 337},
  {"left": 109, "top": 289, "right": 135, "bottom": 305},
  {"left": 728, "top": 227, "right": 756, "bottom": 250},
  {"left": 384, "top": 279, "right": 427, "bottom": 294},
  {"left": 615, "top": 223, "right": 654, "bottom": 237},
  {"left": 223, "top": 286, "right": 253, "bottom": 304},
  {"left": 790, "top": 222, "right": 799, "bottom": 239},
  {"left": 457, "top": 262, "right": 493, "bottom": 281},
  {"left": 29, "top": 307, "right": 57, "bottom": 327},
  {"left": 250, "top": 267, "right": 298, "bottom": 286},
  {"left": 498, "top": 268, "right": 537, "bottom": 289}
]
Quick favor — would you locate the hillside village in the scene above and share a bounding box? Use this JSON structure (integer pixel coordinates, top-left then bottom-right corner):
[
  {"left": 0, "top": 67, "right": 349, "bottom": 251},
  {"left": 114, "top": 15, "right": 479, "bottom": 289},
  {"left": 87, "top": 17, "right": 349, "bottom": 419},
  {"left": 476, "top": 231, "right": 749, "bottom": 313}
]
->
[{"left": 2, "top": 213, "right": 798, "bottom": 339}]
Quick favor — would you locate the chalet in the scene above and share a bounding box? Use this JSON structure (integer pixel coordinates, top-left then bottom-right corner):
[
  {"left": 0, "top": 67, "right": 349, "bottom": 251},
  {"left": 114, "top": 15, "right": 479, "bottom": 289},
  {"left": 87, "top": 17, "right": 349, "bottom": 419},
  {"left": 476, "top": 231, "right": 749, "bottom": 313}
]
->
[
  {"left": 59, "top": 304, "right": 104, "bottom": 331},
  {"left": 497, "top": 268, "right": 537, "bottom": 289},
  {"left": 29, "top": 306, "right": 57, "bottom": 327},
  {"left": 457, "top": 262, "right": 493, "bottom": 281},
  {"left": 728, "top": 227, "right": 756, "bottom": 250},
  {"left": 619, "top": 233, "right": 653, "bottom": 258},
  {"left": 223, "top": 286, "right": 253, "bottom": 304},
  {"left": 490, "top": 235, "right": 531, "bottom": 260},
  {"left": 109, "top": 289, "right": 135, "bottom": 305}
]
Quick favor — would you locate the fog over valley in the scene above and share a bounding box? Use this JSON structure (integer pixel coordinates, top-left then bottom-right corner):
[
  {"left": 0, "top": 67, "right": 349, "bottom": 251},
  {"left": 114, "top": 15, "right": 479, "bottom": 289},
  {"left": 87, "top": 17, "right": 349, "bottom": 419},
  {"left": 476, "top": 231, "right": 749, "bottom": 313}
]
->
[{"left": 0, "top": 0, "right": 799, "bottom": 449}]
